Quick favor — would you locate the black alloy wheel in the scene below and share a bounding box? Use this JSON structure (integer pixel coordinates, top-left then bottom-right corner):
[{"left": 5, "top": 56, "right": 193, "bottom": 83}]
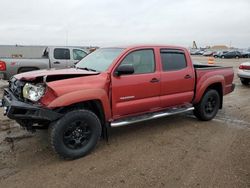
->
[
  {"left": 63, "top": 120, "right": 92, "bottom": 149},
  {"left": 204, "top": 96, "right": 217, "bottom": 115},
  {"left": 194, "top": 89, "right": 220, "bottom": 121},
  {"left": 49, "top": 109, "right": 102, "bottom": 160}
]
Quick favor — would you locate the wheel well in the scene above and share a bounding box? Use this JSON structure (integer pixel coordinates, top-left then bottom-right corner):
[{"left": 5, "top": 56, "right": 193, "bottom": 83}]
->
[
  {"left": 205, "top": 83, "right": 223, "bottom": 109},
  {"left": 59, "top": 100, "right": 106, "bottom": 126},
  {"left": 18, "top": 67, "right": 39, "bottom": 73}
]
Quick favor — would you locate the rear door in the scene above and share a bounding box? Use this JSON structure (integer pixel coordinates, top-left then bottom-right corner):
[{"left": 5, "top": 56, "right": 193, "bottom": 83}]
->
[
  {"left": 111, "top": 49, "right": 161, "bottom": 119},
  {"left": 159, "top": 49, "right": 195, "bottom": 107},
  {"left": 50, "top": 48, "right": 70, "bottom": 69}
]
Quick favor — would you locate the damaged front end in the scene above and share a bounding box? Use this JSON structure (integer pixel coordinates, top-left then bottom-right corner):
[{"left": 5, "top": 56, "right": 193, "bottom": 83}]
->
[
  {"left": 1, "top": 69, "right": 101, "bottom": 131},
  {"left": 1, "top": 77, "right": 63, "bottom": 131}
]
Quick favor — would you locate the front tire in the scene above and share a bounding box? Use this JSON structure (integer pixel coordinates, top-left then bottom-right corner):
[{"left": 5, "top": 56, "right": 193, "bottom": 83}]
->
[
  {"left": 49, "top": 110, "right": 102, "bottom": 160},
  {"left": 194, "top": 89, "right": 220, "bottom": 121}
]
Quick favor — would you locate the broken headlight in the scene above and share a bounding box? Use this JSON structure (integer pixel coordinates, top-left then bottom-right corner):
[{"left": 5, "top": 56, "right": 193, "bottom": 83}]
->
[{"left": 22, "top": 83, "right": 45, "bottom": 102}]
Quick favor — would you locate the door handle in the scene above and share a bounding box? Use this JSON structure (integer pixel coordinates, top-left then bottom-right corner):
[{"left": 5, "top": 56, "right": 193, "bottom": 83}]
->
[
  {"left": 53, "top": 61, "right": 60, "bottom": 64},
  {"left": 184, "top": 75, "right": 192, "bottom": 79},
  {"left": 150, "top": 78, "right": 160, "bottom": 83}
]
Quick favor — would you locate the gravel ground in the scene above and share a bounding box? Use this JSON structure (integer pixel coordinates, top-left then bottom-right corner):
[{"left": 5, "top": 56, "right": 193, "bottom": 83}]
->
[{"left": 0, "top": 56, "right": 249, "bottom": 188}]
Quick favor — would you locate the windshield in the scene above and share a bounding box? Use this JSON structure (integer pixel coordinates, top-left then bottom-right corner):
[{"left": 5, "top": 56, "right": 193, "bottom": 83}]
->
[{"left": 76, "top": 48, "right": 124, "bottom": 72}]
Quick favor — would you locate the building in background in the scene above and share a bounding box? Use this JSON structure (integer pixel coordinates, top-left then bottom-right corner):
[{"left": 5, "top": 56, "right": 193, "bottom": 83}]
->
[
  {"left": 210, "top": 45, "right": 229, "bottom": 51},
  {"left": 0, "top": 45, "right": 47, "bottom": 58}
]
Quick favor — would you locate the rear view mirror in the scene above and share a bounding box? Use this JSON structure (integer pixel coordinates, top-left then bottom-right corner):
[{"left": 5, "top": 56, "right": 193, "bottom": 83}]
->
[{"left": 115, "top": 64, "right": 134, "bottom": 76}]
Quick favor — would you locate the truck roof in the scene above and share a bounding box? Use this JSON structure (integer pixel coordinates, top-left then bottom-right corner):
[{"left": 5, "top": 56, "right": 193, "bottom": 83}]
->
[{"left": 103, "top": 45, "right": 187, "bottom": 51}]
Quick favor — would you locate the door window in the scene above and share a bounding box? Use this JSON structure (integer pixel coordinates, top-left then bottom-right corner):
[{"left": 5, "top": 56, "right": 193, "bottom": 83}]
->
[
  {"left": 119, "top": 49, "right": 155, "bottom": 74},
  {"left": 54, "top": 48, "right": 70, "bottom": 60},
  {"left": 160, "top": 50, "right": 187, "bottom": 71},
  {"left": 73, "top": 49, "right": 87, "bottom": 60}
]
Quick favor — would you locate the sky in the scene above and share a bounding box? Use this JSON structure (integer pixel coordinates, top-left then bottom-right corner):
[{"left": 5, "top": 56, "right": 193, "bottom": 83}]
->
[{"left": 0, "top": 0, "right": 250, "bottom": 48}]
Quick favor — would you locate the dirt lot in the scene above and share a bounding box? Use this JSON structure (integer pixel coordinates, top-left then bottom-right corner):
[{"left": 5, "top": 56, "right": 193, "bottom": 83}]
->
[{"left": 0, "top": 57, "right": 249, "bottom": 188}]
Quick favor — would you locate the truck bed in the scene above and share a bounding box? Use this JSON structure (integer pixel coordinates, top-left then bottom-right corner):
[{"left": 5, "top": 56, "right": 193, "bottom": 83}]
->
[
  {"left": 193, "top": 63, "right": 234, "bottom": 104},
  {"left": 193, "top": 64, "right": 231, "bottom": 69},
  {"left": 0, "top": 58, "right": 50, "bottom": 80}
]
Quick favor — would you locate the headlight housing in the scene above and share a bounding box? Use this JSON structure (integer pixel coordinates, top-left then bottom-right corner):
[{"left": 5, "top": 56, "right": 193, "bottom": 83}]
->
[{"left": 22, "top": 83, "right": 45, "bottom": 102}]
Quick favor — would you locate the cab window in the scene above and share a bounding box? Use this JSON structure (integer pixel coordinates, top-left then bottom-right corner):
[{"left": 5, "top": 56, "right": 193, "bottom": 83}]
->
[
  {"left": 160, "top": 50, "right": 187, "bottom": 71},
  {"left": 54, "top": 48, "right": 70, "bottom": 60},
  {"left": 73, "top": 49, "right": 87, "bottom": 60},
  {"left": 119, "top": 49, "right": 155, "bottom": 74}
]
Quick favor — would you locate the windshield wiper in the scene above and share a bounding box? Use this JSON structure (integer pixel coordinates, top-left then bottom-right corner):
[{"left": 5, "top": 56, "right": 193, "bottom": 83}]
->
[{"left": 75, "top": 67, "right": 98, "bottom": 72}]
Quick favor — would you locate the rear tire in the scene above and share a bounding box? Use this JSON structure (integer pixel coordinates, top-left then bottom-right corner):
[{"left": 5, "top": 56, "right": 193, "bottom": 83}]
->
[
  {"left": 194, "top": 89, "right": 220, "bottom": 121},
  {"left": 49, "top": 109, "right": 101, "bottom": 160},
  {"left": 241, "top": 78, "right": 249, "bottom": 85}
]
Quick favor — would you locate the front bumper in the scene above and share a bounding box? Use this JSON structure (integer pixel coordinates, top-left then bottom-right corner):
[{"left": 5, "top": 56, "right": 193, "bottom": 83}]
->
[{"left": 0, "top": 88, "right": 62, "bottom": 122}]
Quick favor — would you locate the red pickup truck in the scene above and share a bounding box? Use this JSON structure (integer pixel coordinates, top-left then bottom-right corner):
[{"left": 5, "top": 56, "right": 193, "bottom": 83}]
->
[{"left": 1, "top": 45, "right": 235, "bottom": 159}]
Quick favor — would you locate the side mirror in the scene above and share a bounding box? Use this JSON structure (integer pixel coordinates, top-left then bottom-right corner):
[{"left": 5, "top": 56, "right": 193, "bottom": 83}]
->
[{"left": 115, "top": 64, "right": 134, "bottom": 76}]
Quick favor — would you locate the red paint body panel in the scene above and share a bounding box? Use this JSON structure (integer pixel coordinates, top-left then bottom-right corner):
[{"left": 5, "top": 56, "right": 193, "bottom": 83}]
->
[
  {"left": 193, "top": 67, "right": 234, "bottom": 104},
  {"left": 157, "top": 47, "right": 195, "bottom": 107},
  {"left": 15, "top": 45, "right": 235, "bottom": 122},
  {"left": 111, "top": 47, "right": 161, "bottom": 119},
  {"left": 44, "top": 73, "right": 112, "bottom": 120}
]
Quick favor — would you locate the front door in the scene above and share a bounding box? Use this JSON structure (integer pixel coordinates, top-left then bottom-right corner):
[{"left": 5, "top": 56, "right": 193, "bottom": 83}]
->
[
  {"left": 51, "top": 48, "right": 70, "bottom": 69},
  {"left": 111, "top": 49, "right": 161, "bottom": 119}
]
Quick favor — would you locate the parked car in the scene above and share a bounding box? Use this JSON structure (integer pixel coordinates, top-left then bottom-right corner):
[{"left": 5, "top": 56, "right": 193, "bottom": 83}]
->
[
  {"left": 0, "top": 46, "right": 89, "bottom": 80},
  {"left": 0, "top": 45, "right": 235, "bottom": 159},
  {"left": 238, "top": 62, "right": 250, "bottom": 85},
  {"left": 240, "top": 51, "right": 250, "bottom": 58},
  {"left": 213, "top": 51, "right": 228, "bottom": 58},
  {"left": 221, "top": 51, "right": 242, "bottom": 59},
  {"left": 203, "top": 51, "right": 215, "bottom": 56},
  {"left": 190, "top": 50, "right": 204, "bottom": 55}
]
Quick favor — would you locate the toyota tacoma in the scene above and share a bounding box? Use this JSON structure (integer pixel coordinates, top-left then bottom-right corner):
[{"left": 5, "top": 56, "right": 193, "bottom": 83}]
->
[{"left": 0, "top": 45, "right": 235, "bottom": 159}]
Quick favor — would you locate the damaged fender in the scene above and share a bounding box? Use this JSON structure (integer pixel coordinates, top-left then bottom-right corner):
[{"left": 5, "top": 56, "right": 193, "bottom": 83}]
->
[{"left": 47, "top": 88, "right": 112, "bottom": 121}]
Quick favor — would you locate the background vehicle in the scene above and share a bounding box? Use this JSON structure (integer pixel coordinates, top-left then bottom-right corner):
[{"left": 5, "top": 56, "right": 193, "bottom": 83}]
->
[
  {"left": 1, "top": 45, "right": 235, "bottom": 159},
  {"left": 221, "top": 51, "right": 242, "bottom": 59},
  {"left": 238, "top": 62, "right": 250, "bottom": 85},
  {"left": 190, "top": 49, "right": 204, "bottom": 55},
  {"left": 213, "top": 51, "right": 228, "bottom": 58},
  {"left": 0, "top": 46, "right": 89, "bottom": 80},
  {"left": 240, "top": 51, "right": 250, "bottom": 58},
  {"left": 203, "top": 51, "right": 215, "bottom": 56}
]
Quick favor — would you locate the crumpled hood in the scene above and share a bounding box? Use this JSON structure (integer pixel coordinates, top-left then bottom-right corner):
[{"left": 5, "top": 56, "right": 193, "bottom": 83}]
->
[
  {"left": 45, "top": 72, "right": 110, "bottom": 97},
  {"left": 14, "top": 68, "right": 99, "bottom": 81}
]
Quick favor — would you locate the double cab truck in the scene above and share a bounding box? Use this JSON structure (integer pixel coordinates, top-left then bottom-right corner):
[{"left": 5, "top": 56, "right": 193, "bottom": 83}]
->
[
  {"left": 0, "top": 46, "right": 89, "bottom": 80},
  {"left": 0, "top": 45, "right": 235, "bottom": 159}
]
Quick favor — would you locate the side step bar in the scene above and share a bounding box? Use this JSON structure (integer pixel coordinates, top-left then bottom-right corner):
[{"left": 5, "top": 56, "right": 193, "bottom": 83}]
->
[{"left": 111, "top": 106, "right": 194, "bottom": 127}]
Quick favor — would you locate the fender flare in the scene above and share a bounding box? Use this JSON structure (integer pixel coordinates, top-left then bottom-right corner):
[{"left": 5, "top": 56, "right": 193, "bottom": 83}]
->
[
  {"left": 194, "top": 75, "right": 225, "bottom": 104},
  {"left": 48, "top": 89, "right": 112, "bottom": 120}
]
